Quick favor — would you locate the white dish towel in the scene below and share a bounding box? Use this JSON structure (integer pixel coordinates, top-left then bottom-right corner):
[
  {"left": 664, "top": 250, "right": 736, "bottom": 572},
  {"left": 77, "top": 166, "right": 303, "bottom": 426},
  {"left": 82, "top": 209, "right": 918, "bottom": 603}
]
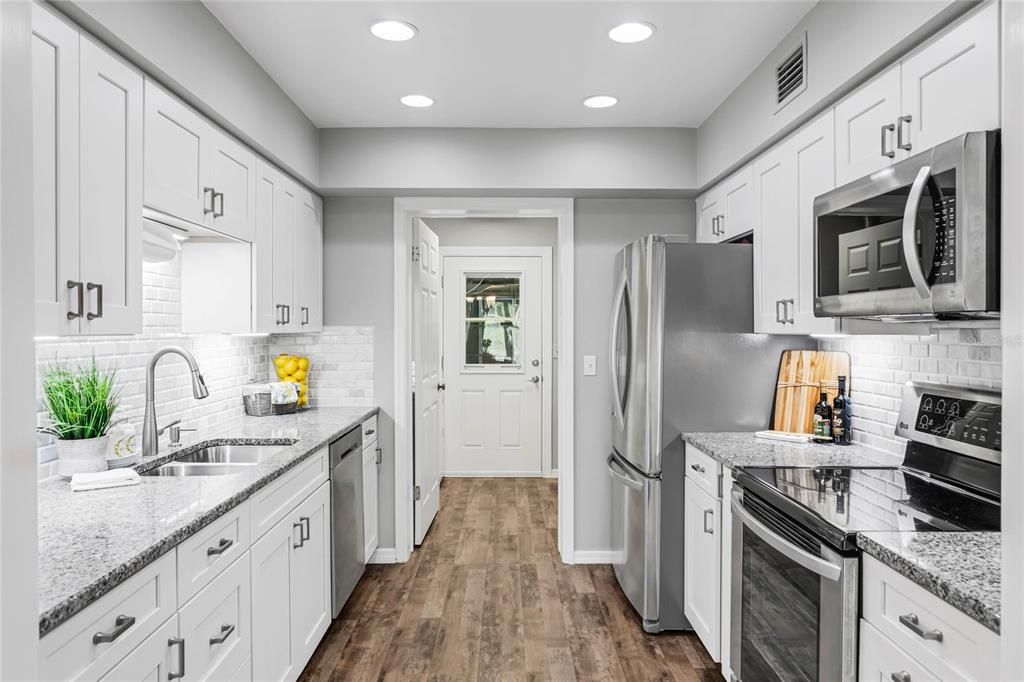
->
[{"left": 69, "top": 468, "right": 141, "bottom": 492}]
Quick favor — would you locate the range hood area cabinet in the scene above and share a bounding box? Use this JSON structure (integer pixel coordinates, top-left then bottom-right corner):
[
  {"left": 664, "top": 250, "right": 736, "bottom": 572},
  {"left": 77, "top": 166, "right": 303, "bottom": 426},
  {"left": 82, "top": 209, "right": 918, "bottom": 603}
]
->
[
  {"left": 180, "top": 162, "right": 323, "bottom": 335},
  {"left": 144, "top": 81, "right": 257, "bottom": 243},
  {"left": 32, "top": 4, "right": 143, "bottom": 337}
]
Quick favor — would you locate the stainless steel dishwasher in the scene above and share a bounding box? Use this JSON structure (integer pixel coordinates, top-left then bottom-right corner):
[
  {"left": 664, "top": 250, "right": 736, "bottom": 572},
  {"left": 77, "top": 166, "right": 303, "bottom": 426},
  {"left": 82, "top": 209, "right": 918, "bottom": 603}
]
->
[{"left": 330, "top": 426, "right": 364, "bottom": 618}]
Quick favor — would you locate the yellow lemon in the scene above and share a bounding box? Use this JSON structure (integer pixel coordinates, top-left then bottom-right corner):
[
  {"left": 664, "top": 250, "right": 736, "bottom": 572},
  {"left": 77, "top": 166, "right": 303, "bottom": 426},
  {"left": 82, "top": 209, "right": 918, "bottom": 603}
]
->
[
  {"left": 273, "top": 354, "right": 289, "bottom": 368},
  {"left": 298, "top": 383, "right": 307, "bottom": 397},
  {"left": 292, "top": 368, "right": 307, "bottom": 382},
  {"left": 283, "top": 358, "right": 298, "bottom": 375},
  {"left": 297, "top": 357, "right": 309, "bottom": 371},
  {"left": 275, "top": 366, "right": 289, "bottom": 380}
]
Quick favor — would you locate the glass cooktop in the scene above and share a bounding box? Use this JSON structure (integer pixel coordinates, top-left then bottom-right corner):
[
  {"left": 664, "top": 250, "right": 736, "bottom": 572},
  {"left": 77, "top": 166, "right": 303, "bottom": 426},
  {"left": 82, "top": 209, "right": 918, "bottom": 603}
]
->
[{"left": 734, "top": 465, "right": 1000, "bottom": 551}]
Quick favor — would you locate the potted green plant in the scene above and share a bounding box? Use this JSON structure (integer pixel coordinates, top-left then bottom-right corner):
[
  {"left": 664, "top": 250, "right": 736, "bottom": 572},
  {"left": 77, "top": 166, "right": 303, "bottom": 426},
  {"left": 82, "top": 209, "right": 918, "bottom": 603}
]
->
[{"left": 39, "top": 360, "right": 121, "bottom": 478}]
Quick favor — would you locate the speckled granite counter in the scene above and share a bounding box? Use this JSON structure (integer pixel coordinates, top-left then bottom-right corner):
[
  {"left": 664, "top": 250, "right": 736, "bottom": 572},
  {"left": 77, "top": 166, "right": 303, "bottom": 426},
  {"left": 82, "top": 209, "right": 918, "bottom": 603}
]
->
[
  {"left": 682, "top": 432, "right": 903, "bottom": 469},
  {"left": 38, "top": 407, "right": 378, "bottom": 638},
  {"left": 857, "top": 531, "right": 1001, "bottom": 634}
]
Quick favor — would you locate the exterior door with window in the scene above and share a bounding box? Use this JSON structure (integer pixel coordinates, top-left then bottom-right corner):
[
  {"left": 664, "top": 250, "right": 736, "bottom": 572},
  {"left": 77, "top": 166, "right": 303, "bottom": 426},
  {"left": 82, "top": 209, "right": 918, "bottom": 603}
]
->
[{"left": 442, "top": 256, "right": 544, "bottom": 476}]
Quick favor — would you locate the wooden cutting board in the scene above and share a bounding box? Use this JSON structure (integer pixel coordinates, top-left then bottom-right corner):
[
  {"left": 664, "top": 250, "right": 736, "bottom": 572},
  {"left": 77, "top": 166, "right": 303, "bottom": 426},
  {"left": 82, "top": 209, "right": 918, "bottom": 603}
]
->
[{"left": 771, "top": 350, "right": 851, "bottom": 435}]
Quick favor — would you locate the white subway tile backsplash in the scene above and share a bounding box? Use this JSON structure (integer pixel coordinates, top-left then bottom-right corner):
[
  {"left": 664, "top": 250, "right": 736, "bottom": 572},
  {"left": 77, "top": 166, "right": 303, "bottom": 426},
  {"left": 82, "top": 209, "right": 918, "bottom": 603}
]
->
[
  {"left": 35, "top": 254, "right": 373, "bottom": 477},
  {"left": 819, "top": 331, "right": 1001, "bottom": 456}
]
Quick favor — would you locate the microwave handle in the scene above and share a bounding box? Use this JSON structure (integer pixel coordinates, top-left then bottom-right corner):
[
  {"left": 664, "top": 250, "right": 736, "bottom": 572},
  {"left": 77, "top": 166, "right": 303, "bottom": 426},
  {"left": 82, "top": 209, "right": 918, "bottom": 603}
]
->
[
  {"left": 731, "top": 489, "right": 843, "bottom": 582},
  {"left": 902, "top": 165, "right": 934, "bottom": 302}
]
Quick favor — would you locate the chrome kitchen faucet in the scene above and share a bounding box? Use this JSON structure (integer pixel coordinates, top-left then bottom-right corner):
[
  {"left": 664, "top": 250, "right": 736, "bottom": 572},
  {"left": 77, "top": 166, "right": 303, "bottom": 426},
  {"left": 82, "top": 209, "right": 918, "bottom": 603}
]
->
[{"left": 142, "top": 346, "right": 209, "bottom": 458}]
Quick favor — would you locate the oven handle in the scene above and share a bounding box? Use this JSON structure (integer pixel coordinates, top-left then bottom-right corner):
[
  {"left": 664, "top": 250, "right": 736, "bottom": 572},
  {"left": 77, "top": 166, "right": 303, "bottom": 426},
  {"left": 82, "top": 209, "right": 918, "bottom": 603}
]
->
[
  {"left": 731, "top": 490, "right": 842, "bottom": 582},
  {"left": 607, "top": 454, "right": 644, "bottom": 491},
  {"left": 901, "top": 165, "right": 934, "bottom": 302}
]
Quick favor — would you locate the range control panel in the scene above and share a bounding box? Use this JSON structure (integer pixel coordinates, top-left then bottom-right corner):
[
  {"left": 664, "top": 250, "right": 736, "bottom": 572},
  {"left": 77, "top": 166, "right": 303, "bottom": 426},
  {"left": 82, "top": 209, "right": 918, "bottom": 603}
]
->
[
  {"left": 897, "top": 381, "right": 1002, "bottom": 462},
  {"left": 915, "top": 393, "right": 1001, "bottom": 451}
]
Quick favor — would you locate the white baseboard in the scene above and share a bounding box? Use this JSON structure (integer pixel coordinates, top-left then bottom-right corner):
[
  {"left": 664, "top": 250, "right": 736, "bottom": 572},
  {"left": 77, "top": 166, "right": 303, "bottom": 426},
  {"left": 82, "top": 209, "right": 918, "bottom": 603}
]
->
[
  {"left": 442, "top": 471, "right": 543, "bottom": 477},
  {"left": 368, "top": 547, "right": 398, "bottom": 564},
  {"left": 573, "top": 550, "right": 623, "bottom": 564}
]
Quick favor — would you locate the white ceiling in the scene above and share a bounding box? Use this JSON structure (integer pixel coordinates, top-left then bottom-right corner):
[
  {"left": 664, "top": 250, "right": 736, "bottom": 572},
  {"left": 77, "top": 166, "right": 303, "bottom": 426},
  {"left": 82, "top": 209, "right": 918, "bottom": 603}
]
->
[{"left": 205, "top": 1, "right": 817, "bottom": 129}]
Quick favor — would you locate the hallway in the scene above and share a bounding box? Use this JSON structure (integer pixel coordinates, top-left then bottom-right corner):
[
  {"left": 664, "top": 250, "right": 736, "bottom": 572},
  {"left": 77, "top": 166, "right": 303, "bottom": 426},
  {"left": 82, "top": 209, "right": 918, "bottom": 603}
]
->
[{"left": 300, "top": 477, "right": 721, "bottom": 681}]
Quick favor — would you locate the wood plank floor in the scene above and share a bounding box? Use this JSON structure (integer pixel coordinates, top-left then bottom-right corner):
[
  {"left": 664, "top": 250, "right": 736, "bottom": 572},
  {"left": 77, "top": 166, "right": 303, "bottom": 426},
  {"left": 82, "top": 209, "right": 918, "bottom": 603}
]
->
[{"left": 300, "top": 477, "right": 722, "bottom": 681}]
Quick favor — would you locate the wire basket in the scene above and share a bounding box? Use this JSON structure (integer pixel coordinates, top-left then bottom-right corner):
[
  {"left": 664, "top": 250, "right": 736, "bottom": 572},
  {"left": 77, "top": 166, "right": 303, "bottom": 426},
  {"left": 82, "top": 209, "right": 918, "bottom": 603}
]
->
[{"left": 242, "top": 388, "right": 298, "bottom": 417}]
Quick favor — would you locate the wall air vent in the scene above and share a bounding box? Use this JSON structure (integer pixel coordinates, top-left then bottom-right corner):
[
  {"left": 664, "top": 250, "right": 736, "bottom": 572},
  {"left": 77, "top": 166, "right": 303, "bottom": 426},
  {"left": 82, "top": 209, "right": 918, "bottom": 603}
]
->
[{"left": 775, "top": 33, "right": 807, "bottom": 112}]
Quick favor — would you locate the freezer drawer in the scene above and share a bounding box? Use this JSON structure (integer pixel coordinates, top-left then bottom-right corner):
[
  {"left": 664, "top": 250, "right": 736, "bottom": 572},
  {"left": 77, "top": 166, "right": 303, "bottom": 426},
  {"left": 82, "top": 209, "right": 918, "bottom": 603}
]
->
[{"left": 608, "top": 452, "right": 660, "bottom": 631}]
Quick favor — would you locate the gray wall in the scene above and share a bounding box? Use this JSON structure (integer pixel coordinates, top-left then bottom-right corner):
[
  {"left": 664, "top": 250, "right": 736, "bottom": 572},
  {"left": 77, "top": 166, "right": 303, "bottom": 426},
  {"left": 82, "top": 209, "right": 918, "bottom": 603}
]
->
[
  {"left": 697, "top": 0, "right": 966, "bottom": 186},
  {"left": 56, "top": 0, "right": 320, "bottom": 185},
  {"left": 323, "top": 197, "right": 696, "bottom": 554},
  {"left": 319, "top": 128, "right": 698, "bottom": 194},
  {"left": 572, "top": 198, "right": 695, "bottom": 551},
  {"left": 423, "top": 217, "right": 560, "bottom": 469},
  {"left": 322, "top": 197, "right": 397, "bottom": 547}
]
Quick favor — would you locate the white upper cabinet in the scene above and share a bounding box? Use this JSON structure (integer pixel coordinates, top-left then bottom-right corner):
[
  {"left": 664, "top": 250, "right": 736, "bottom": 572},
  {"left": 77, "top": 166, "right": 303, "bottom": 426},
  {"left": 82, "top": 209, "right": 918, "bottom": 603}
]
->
[
  {"left": 899, "top": 1, "right": 999, "bottom": 155},
  {"left": 696, "top": 165, "right": 754, "bottom": 243},
  {"left": 144, "top": 81, "right": 256, "bottom": 242},
  {"left": 834, "top": 65, "right": 902, "bottom": 186},
  {"left": 294, "top": 190, "right": 323, "bottom": 332},
  {"left": 836, "top": 2, "right": 999, "bottom": 187},
  {"left": 32, "top": 5, "right": 79, "bottom": 337},
  {"left": 32, "top": 4, "right": 142, "bottom": 337}
]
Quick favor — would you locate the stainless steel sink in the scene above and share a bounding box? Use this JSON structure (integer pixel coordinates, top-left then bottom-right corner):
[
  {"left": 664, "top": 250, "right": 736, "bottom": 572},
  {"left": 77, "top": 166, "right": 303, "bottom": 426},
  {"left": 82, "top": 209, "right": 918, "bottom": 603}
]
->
[
  {"left": 141, "top": 462, "right": 252, "bottom": 477},
  {"left": 173, "top": 444, "right": 282, "bottom": 465}
]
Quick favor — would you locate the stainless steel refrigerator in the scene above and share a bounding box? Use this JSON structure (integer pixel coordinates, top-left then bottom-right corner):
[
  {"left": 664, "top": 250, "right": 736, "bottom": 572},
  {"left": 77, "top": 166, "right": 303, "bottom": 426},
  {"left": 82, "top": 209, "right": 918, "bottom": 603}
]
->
[{"left": 607, "top": 235, "right": 813, "bottom": 633}]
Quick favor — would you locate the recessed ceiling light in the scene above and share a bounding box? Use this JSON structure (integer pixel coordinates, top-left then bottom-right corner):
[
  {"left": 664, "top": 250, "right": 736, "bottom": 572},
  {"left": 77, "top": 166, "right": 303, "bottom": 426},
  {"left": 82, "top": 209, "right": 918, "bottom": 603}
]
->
[
  {"left": 401, "top": 94, "right": 434, "bottom": 108},
  {"left": 371, "top": 20, "right": 418, "bottom": 42},
  {"left": 583, "top": 95, "right": 618, "bottom": 109},
  {"left": 608, "top": 22, "right": 655, "bottom": 43}
]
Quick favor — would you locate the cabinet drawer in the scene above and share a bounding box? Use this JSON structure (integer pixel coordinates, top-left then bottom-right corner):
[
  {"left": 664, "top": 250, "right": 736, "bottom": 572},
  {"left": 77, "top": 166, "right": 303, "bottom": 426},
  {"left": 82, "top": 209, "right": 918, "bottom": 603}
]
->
[
  {"left": 361, "top": 415, "right": 378, "bottom": 445},
  {"left": 684, "top": 445, "right": 721, "bottom": 498},
  {"left": 98, "top": 614, "right": 181, "bottom": 682},
  {"left": 179, "top": 552, "right": 251, "bottom": 682},
  {"left": 859, "top": 618, "right": 939, "bottom": 682},
  {"left": 862, "top": 555, "right": 999, "bottom": 681},
  {"left": 177, "top": 501, "right": 250, "bottom": 605},
  {"left": 40, "top": 552, "right": 177, "bottom": 681},
  {"left": 250, "top": 447, "right": 327, "bottom": 541}
]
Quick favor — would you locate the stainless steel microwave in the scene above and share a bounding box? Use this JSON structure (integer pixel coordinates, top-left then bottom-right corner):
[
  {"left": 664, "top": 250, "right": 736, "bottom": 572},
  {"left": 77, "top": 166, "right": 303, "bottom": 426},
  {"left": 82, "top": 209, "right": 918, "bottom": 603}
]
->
[{"left": 813, "top": 131, "right": 999, "bottom": 320}]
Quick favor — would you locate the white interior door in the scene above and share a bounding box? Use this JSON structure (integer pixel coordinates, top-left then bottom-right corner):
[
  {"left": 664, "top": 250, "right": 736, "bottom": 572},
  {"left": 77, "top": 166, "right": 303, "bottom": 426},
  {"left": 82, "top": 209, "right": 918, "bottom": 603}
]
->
[
  {"left": 442, "top": 255, "right": 544, "bottom": 476},
  {"left": 413, "top": 219, "right": 443, "bottom": 544}
]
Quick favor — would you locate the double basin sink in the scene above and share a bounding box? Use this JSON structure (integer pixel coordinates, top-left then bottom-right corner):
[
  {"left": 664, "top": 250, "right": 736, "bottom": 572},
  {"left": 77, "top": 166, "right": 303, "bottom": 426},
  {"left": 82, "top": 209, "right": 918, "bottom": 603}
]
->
[{"left": 141, "top": 443, "right": 292, "bottom": 477}]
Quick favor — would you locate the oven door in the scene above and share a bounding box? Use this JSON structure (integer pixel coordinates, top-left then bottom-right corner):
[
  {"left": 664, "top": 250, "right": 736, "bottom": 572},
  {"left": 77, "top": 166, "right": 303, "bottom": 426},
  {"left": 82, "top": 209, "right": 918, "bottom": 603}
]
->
[
  {"left": 813, "top": 131, "right": 998, "bottom": 318},
  {"left": 730, "top": 488, "right": 858, "bottom": 682}
]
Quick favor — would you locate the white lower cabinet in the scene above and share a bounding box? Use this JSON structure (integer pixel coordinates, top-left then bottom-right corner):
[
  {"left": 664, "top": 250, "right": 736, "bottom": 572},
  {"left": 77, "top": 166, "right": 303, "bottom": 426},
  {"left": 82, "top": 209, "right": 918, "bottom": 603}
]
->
[
  {"left": 179, "top": 553, "right": 251, "bottom": 681},
  {"left": 718, "top": 467, "right": 734, "bottom": 681},
  {"left": 683, "top": 477, "right": 722, "bottom": 661},
  {"left": 859, "top": 619, "right": 939, "bottom": 682},
  {"left": 98, "top": 615, "right": 182, "bottom": 682},
  {"left": 363, "top": 441, "right": 379, "bottom": 562},
  {"left": 252, "top": 481, "right": 332, "bottom": 682}
]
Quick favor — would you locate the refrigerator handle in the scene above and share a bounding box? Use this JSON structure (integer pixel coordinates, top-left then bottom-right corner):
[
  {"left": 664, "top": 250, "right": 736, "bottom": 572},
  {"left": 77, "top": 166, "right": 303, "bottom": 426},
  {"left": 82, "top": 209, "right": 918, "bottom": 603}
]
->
[
  {"left": 609, "top": 268, "right": 629, "bottom": 432},
  {"left": 607, "top": 454, "right": 644, "bottom": 491}
]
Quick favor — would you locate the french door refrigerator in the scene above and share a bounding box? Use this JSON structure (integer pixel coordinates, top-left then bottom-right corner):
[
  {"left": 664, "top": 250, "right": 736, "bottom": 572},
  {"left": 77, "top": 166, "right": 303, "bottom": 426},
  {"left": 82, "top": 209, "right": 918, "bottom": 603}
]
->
[{"left": 607, "top": 235, "right": 812, "bottom": 633}]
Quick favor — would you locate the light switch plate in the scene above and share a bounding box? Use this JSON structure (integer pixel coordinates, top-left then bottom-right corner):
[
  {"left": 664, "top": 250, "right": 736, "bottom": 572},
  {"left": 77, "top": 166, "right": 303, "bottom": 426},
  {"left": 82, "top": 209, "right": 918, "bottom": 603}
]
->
[{"left": 583, "top": 355, "right": 597, "bottom": 376}]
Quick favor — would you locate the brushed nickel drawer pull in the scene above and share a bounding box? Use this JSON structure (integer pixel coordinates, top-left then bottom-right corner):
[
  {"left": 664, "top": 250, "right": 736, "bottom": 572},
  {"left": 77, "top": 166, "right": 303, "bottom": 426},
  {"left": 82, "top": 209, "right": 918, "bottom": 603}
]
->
[
  {"left": 899, "top": 613, "right": 943, "bottom": 641},
  {"left": 168, "top": 637, "right": 185, "bottom": 679},
  {"left": 206, "top": 537, "right": 233, "bottom": 556},
  {"left": 690, "top": 463, "right": 706, "bottom": 474},
  {"left": 92, "top": 614, "right": 135, "bottom": 644},
  {"left": 209, "top": 623, "right": 235, "bottom": 645},
  {"left": 67, "top": 280, "right": 84, "bottom": 320}
]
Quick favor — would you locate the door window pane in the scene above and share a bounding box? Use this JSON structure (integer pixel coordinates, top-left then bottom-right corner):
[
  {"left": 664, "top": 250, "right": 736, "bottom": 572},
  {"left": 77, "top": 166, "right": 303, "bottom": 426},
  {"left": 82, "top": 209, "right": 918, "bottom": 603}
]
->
[{"left": 464, "top": 276, "right": 521, "bottom": 366}]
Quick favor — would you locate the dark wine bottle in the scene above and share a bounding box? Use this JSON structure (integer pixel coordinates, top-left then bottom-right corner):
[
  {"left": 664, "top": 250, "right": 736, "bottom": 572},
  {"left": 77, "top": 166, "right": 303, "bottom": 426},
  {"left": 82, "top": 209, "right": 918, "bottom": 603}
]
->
[
  {"left": 812, "top": 392, "right": 833, "bottom": 443},
  {"left": 832, "top": 376, "right": 851, "bottom": 445}
]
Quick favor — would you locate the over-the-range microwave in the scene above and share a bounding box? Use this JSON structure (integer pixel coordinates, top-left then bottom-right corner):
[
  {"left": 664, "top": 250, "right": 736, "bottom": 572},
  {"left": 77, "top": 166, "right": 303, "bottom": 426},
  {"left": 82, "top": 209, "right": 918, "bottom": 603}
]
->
[{"left": 813, "top": 130, "right": 999, "bottom": 321}]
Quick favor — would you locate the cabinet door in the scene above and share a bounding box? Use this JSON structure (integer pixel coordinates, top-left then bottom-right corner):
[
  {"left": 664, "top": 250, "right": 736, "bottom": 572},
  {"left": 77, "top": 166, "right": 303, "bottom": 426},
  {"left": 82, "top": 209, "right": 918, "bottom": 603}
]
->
[
  {"left": 144, "top": 81, "right": 209, "bottom": 225},
  {"left": 31, "top": 5, "right": 80, "bottom": 336},
  {"left": 683, "top": 477, "right": 721, "bottom": 661},
  {"left": 78, "top": 36, "right": 142, "bottom": 335},
  {"left": 363, "top": 443, "right": 379, "bottom": 562},
  {"left": 250, "top": 511, "right": 297, "bottom": 682},
  {"left": 99, "top": 616, "right": 181, "bottom": 682},
  {"left": 204, "top": 128, "right": 257, "bottom": 242},
  {"left": 254, "top": 161, "right": 296, "bottom": 332},
  {"left": 290, "top": 482, "right": 332, "bottom": 670},
  {"left": 719, "top": 468, "right": 734, "bottom": 682},
  {"left": 293, "top": 189, "right": 322, "bottom": 332},
  {"left": 858, "top": 619, "right": 940, "bottom": 682},
  {"left": 720, "top": 165, "right": 754, "bottom": 241},
  {"left": 792, "top": 110, "right": 841, "bottom": 334},
  {"left": 899, "top": 1, "right": 999, "bottom": 156},
  {"left": 179, "top": 552, "right": 251, "bottom": 682},
  {"left": 752, "top": 143, "right": 797, "bottom": 333},
  {"left": 834, "top": 65, "right": 901, "bottom": 186},
  {"left": 697, "top": 191, "right": 721, "bottom": 243}
]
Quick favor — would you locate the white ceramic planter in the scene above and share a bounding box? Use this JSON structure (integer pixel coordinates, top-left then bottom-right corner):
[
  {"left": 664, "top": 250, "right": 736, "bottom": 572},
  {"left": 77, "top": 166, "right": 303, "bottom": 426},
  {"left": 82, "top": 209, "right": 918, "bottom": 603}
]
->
[{"left": 56, "top": 435, "right": 110, "bottom": 478}]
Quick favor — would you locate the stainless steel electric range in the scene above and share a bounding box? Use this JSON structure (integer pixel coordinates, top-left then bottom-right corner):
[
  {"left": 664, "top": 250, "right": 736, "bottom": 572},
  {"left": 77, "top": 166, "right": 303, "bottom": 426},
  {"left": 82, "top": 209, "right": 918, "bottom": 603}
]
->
[{"left": 729, "top": 381, "right": 1001, "bottom": 682}]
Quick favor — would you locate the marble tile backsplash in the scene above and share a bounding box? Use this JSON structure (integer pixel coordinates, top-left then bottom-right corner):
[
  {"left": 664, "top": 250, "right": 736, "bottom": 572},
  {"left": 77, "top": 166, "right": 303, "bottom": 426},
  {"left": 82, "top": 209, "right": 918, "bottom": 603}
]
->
[
  {"left": 818, "top": 328, "right": 1002, "bottom": 456},
  {"left": 36, "top": 254, "right": 373, "bottom": 479}
]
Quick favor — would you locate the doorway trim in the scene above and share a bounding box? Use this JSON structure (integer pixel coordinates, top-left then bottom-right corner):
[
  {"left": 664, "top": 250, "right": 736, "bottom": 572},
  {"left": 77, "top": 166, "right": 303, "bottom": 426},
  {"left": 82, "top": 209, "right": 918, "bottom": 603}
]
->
[
  {"left": 440, "top": 246, "right": 554, "bottom": 478},
  {"left": 393, "top": 197, "right": 575, "bottom": 564}
]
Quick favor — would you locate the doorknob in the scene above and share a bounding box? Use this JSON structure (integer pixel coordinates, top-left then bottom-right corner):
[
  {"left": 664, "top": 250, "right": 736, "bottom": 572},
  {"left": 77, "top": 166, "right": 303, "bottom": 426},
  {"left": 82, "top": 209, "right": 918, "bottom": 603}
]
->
[
  {"left": 527, "top": 376, "right": 541, "bottom": 384},
  {"left": 436, "top": 383, "right": 446, "bottom": 391}
]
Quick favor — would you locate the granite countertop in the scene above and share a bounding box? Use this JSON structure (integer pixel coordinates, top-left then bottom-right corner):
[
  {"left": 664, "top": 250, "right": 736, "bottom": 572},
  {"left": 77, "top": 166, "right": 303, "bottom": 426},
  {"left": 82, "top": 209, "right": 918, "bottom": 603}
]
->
[
  {"left": 38, "top": 406, "right": 379, "bottom": 638},
  {"left": 857, "top": 531, "right": 1001, "bottom": 634},
  {"left": 682, "top": 431, "right": 903, "bottom": 469}
]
